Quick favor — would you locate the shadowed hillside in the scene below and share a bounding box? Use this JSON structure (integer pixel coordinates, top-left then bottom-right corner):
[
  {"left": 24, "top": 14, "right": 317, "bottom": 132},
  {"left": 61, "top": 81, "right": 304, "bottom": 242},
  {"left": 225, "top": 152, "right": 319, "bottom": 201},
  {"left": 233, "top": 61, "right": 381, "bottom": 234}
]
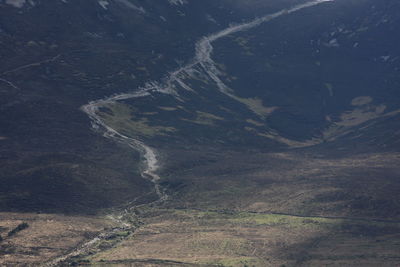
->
[{"left": 1, "top": 0, "right": 399, "bottom": 266}]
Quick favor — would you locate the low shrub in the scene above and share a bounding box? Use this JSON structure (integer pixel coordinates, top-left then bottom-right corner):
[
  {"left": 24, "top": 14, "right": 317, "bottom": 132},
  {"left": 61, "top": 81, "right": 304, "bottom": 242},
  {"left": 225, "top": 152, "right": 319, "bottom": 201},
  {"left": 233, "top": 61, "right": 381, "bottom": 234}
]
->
[{"left": 7, "top": 222, "right": 29, "bottom": 237}]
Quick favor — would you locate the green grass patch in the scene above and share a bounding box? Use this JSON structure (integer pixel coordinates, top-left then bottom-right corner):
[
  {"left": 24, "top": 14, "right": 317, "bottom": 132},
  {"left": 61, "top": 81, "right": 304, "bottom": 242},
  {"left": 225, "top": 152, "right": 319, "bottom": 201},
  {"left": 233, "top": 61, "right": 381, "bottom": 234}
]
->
[
  {"left": 99, "top": 103, "right": 177, "bottom": 137},
  {"left": 204, "top": 256, "right": 265, "bottom": 267},
  {"left": 172, "top": 209, "right": 341, "bottom": 230}
]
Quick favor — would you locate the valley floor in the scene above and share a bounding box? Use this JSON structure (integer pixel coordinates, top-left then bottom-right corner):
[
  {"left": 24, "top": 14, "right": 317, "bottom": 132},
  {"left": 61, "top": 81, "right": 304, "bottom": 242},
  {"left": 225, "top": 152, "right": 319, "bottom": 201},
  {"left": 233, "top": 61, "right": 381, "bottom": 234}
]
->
[
  {"left": 2, "top": 149, "right": 397, "bottom": 267},
  {"left": 88, "top": 208, "right": 400, "bottom": 267},
  {"left": 0, "top": 212, "right": 115, "bottom": 266}
]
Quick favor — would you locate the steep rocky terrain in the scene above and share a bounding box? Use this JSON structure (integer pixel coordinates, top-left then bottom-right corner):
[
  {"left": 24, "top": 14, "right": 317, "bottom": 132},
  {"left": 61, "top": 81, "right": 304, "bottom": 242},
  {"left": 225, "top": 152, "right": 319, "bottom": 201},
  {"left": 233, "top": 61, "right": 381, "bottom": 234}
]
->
[{"left": 0, "top": 0, "right": 310, "bottom": 213}]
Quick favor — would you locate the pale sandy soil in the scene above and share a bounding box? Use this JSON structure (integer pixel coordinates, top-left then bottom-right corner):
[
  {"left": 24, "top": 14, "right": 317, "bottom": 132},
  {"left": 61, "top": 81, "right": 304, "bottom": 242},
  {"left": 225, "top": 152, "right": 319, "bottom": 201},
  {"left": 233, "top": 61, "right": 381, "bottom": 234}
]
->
[{"left": 0, "top": 212, "right": 114, "bottom": 266}]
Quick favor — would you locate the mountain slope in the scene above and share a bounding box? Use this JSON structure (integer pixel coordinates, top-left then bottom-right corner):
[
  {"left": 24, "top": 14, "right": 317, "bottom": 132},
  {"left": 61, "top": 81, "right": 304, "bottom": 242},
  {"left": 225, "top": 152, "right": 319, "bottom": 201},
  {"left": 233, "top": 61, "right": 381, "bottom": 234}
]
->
[{"left": 1, "top": 0, "right": 400, "bottom": 266}]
